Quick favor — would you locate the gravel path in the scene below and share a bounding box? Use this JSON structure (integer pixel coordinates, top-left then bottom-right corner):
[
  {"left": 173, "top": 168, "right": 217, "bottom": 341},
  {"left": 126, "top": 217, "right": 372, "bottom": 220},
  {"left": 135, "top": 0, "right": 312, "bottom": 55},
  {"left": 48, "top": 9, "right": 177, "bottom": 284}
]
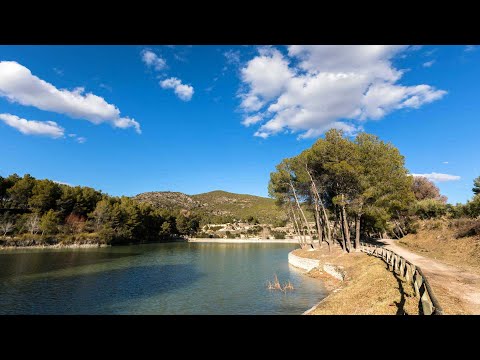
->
[{"left": 378, "top": 238, "right": 480, "bottom": 314}]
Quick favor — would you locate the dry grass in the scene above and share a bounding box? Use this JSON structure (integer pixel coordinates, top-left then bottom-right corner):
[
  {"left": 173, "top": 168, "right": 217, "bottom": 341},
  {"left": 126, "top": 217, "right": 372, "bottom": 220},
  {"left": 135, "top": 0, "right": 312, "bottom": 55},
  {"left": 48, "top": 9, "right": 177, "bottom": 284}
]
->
[
  {"left": 400, "top": 218, "right": 480, "bottom": 276},
  {"left": 267, "top": 274, "right": 295, "bottom": 292},
  {"left": 294, "top": 247, "right": 420, "bottom": 315},
  {"left": 426, "top": 283, "right": 470, "bottom": 315}
]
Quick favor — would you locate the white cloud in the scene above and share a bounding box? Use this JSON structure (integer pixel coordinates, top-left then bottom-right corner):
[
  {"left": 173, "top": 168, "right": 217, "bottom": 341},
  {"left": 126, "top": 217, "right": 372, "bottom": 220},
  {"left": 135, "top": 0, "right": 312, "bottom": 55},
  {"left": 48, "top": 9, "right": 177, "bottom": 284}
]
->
[
  {"left": 160, "top": 77, "right": 194, "bottom": 101},
  {"left": 0, "top": 61, "right": 141, "bottom": 134},
  {"left": 141, "top": 49, "right": 167, "bottom": 71},
  {"left": 53, "top": 67, "right": 64, "bottom": 76},
  {"left": 423, "top": 60, "right": 435, "bottom": 67},
  {"left": 242, "top": 114, "right": 263, "bottom": 127},
  {"left": 465, "top": 45, "right": 476, "bottom": 52},
  {"left": 0, "top": 113, "right": 64, "bottom": 138},
  {"left": 442, "top": 161, "right": 449, "bottom": 164},
  {"left": 238, "top": 46, "right": 447, "bottom": 138},
  {"left": 412, "top": 172, "right": 461, "bottom": 182},
  {"left": 224, "top": 50, "right": 241, "bottom": 65},
  {"left": 141, "top": 49, "right": 193, "bottom": 101},
  {"left": 76, "top": 136, "right": 87, "bottom": 144}
]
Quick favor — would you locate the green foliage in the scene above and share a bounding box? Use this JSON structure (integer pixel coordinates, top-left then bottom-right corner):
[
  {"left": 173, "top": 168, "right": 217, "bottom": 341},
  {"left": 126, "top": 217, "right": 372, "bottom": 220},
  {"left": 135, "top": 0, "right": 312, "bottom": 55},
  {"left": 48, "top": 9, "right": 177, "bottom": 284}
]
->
[
  {"left": 29, "top": 180, "right": 62, "bottom": 214},
  {"left": 135, "top": 190, "right": 286, "bottom": 225},
  {"left": 246, "top": 215, "right": 259, "bottom": 224},
  {"left": 412, "top": 199, "right": 448, "bottom": 219},
  {"left": 175, "top": 214, "right": 200, "bottom": 236},
  {"left": 0, "top": 173, "right": 182, "bottom": 245},
  {"left": 446, "top": 203, "right": 466, "bottom": 219},
  {"left": 465, "top": 195, "right": 480, "bottom": 218},
  {"left": 473, "top": 176, "right": 480, "bottom": 196},
  {"left": 40, "top": 210, "right": 60, "bottom": 235},
  {"left": 271, "top": 230, "right": 286, "bottom": 239},
  {"left": 269, "top": 129, "right": 416, "bottom": 243},
  {"left": 6, "top": 174, "right": 36, "bottom": 208}
]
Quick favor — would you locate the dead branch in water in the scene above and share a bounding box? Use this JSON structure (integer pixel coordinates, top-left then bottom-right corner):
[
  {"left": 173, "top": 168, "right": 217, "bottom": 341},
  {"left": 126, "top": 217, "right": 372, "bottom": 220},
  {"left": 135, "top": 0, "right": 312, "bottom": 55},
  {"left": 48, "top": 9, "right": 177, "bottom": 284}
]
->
[{"left": 267, "top": 274, "right": 295, "bottom": 292}]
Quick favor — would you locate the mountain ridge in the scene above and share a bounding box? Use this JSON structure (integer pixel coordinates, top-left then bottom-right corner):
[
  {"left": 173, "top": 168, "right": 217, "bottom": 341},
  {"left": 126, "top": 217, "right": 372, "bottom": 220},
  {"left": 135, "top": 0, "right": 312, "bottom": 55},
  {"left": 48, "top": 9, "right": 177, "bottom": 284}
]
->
[{"left": 133, "top": 190, "right": 286, "bottom": 224}]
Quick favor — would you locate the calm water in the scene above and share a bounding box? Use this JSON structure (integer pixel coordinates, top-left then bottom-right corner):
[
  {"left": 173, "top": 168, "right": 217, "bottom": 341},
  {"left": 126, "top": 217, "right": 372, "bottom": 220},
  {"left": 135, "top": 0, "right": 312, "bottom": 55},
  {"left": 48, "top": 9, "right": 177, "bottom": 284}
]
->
[{"left": 0, "top": 242, "right": 326, "bottom": 314}]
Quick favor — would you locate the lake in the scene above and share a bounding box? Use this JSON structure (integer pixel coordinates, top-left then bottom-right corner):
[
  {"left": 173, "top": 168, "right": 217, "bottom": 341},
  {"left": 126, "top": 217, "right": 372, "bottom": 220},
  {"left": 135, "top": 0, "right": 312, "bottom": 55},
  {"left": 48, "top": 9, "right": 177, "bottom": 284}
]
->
[{"left": 0, "top": 242, "right": 327, "bottom": 314}]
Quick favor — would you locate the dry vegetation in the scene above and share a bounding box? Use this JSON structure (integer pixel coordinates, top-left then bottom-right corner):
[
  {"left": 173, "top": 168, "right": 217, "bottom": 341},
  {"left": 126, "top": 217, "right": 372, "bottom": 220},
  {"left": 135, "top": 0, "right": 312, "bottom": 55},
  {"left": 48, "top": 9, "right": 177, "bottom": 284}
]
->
[
  {"left": 293, "top": 247, "right": 420, "bottom": 315},
  {"left": 399, "top": 218, "right": 480, "bottom": 276},
  {"left": 267, "top": 274, "right": 294, "bottom": 292}
]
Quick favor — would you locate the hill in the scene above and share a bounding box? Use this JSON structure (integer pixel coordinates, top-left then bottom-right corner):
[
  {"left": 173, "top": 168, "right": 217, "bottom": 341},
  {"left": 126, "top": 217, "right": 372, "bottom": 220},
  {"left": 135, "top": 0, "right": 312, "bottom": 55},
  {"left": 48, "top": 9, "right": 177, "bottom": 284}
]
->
[{"left": 133, "top": 190, "right": 286, "bottom": 225}]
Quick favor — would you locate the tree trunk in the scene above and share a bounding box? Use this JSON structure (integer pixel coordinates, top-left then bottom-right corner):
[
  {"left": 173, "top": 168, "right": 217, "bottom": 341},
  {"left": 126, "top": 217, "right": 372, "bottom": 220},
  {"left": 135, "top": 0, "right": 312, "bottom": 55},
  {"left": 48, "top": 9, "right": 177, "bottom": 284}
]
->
[
  {"left": 305, "top": 166, "right": 332, "bottom": 244},
  {"left": 313, "top": 207, "right": 322, "bottom": 249},
  {"left": 289, "top": 203, "right": 304, "bottom": 247},
  {"left": 340, "top": 199, "right": 350, "bottom": 252},
  {"left": 290, "top": 181, "right": 313, "bottom": 248},
  {"left": 339, "top": 207, "right": 347, "bottom": 251},
  {"left": 394, "top": 220, "right": 405, "bottom": 237},
  {"left": 355, "top": 213, "right": 361, "bottom": 250}
]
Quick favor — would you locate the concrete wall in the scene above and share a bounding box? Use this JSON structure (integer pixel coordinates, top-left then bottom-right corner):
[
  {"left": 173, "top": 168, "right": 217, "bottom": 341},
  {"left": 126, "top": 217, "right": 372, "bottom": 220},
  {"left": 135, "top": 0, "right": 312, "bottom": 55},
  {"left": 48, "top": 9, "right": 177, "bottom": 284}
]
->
[{"left": 288, "top": 251, "right": 320, "bottom": 271}]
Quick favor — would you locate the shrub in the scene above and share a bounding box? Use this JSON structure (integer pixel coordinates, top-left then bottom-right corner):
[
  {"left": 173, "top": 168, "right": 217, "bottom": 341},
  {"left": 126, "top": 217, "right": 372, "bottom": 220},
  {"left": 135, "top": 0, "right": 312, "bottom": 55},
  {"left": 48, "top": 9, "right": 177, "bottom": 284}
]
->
[
  {"left": 271, "top": 230, "right": 286, "bottom": 239},
  {"left": 413, "top": 199, "right": 448, "bottom": 219},
  {"left": 465, "top": 195, "right": 480, "bottom": 218}
]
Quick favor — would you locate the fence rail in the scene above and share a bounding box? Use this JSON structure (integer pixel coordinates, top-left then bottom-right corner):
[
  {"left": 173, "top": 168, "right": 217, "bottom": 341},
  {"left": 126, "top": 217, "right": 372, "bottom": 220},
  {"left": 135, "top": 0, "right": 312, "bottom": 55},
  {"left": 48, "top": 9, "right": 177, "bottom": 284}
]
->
[{"left": 359, "top": 241, "right": 443, "bottom": 315}]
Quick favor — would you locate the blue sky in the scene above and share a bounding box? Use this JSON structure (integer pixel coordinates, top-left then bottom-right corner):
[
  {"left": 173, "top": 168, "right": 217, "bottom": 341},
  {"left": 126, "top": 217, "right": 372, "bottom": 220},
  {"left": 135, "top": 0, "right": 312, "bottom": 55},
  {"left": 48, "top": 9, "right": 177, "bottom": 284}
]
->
[{"left": 0, "top": 45, "right": 478, "bottom": 204}]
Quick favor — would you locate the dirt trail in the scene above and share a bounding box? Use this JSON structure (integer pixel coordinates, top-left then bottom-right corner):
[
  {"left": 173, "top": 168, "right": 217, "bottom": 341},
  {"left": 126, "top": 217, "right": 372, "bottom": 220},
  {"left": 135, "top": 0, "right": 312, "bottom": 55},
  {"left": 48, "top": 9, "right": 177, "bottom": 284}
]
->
[{"left": 378, "top": 239, "right": 480, "bottom": 314}]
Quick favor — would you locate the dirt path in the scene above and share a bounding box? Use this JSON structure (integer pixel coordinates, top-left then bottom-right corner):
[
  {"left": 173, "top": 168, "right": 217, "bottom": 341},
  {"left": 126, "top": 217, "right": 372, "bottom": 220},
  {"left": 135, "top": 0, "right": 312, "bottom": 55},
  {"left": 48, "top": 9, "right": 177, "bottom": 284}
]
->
[{"left": 378, "top": 239, "right": 480, "bottom": 314}]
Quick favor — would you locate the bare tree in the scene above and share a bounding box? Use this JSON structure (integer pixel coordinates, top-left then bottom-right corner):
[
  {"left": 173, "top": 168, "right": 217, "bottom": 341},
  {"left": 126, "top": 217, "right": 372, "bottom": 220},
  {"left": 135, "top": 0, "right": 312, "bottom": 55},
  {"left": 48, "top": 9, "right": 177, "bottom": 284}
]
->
[
  {"left": 1, "top": 218, "right": 14, "bottom": 237},
  {"left": 26, "top": 213, "right": 40, "bottom": 235}
]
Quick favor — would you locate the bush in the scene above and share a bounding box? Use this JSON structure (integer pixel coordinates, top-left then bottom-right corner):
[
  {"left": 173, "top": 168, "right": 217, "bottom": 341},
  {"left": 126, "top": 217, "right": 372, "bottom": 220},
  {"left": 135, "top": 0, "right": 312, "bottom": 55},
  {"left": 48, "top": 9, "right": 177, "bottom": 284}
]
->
[
  {"left": 465, "top": 195, "right": 480, "bottom": 218},
  {"left": 413, "top": 199, "right": 448, "bottom": 219},
  {"left": 271, "top": 230, "right": 286, "bottom": 239}
]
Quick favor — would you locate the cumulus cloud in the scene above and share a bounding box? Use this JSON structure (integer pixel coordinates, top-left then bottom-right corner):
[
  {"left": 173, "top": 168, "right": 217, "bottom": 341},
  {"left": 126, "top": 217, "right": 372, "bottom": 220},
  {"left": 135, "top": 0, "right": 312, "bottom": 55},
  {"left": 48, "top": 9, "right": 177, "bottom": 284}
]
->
[
  {"left": 238, "top": 45, "right": 447, "bottom": 138},
  {"left": 412, "top": 172, "right": 461, "bottom": 182},
  {"left": 141, "top": 49, "right": 167, "bottom": 71},
  {"left": 423, "top": 60, "right": 435, "bottom": 67},
  {"left": 160, "top": 77, "right": 194, "bottom": 101},
  {"left": 141, "top": 49, "right": 194, "bottom": 101},
  {"left": 0, "top": 61, "right": 141, "bottom": 134},
  {"left": 0, "top": 113, "right": 64, "bottom": 138}
]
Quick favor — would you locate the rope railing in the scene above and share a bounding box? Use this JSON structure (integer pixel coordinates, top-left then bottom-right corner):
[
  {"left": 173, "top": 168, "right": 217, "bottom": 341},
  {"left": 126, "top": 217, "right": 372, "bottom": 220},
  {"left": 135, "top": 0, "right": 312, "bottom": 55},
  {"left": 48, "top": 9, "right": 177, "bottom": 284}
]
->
[{"left": 359, "top": 241, "right": 443, "bottom": 315}]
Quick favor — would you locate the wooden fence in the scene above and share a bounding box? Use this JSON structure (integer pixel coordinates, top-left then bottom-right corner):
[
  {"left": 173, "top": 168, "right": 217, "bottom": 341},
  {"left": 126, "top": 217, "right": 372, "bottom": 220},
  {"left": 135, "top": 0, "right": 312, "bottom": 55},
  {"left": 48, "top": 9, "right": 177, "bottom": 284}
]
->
[{"left": 359, "top": 241, "right": 443, "bottom": 315}]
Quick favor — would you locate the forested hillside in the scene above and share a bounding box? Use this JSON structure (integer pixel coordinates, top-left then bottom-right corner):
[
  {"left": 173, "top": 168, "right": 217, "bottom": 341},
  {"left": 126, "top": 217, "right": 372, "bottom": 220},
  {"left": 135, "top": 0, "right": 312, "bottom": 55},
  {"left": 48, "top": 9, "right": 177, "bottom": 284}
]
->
[{"left": 0, "top": 174, "right": 198, "bottom": 246}]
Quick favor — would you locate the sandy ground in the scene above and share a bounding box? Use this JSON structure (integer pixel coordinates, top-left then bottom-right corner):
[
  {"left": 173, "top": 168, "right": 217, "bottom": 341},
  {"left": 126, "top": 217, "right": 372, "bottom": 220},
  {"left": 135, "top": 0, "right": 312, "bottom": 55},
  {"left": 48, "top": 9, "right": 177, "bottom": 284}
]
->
[{"left": 379, "top": 239, "right": 480, "bottom": 315}]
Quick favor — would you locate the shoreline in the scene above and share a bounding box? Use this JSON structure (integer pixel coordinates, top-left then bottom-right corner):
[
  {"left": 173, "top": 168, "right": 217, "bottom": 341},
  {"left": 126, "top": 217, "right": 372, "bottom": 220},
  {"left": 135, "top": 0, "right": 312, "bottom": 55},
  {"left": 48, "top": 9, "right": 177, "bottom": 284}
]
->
[
  {"left": 287, "top": 250, "right": 345, "bottom": 315},
  {"left": 290, "top": 247, "right": 420, "bottom": 315},
  {"left": 188, "top": 238, "right": 299, "bottom": 244},
  {"left": 0, "top": 243, "right": 110, "bottom": 250}
]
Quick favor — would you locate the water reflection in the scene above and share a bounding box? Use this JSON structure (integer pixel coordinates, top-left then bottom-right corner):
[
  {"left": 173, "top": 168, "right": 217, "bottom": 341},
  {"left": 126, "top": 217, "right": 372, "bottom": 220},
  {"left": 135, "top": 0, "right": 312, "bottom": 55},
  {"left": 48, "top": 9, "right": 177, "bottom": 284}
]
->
[{"left": 0, "top": 243, "right": 326, "bottom": 314}]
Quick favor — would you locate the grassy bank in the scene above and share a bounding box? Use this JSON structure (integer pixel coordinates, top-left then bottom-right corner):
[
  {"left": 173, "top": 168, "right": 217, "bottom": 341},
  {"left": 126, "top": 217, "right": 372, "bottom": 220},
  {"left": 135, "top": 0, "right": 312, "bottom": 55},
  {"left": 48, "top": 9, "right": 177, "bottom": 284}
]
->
[
  {"left": 293, "top": 247, "right": 420, "bottom": 315},
  {"left": 399, "top": 218, "right": 480, "bottom": 276}
]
